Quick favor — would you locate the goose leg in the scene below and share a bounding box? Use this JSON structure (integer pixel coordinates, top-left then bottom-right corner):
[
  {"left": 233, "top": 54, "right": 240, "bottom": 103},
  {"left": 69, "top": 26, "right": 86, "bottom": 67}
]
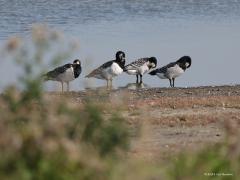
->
[
  {"left": 172, "top": 78, "right": 175, "bottom": 87},
  {"left": 107, "top": 80, "right": 109, "bottom": 87},
  {"left": 140, "top": 74, "right": 143, "bottom": 84},
  {"left": 61, "top": 82, "right": 64, "bottom": 92},
  {"left": 110, "top": 79, "right": 112, "bottom": 87},
  {"left": 169, "top": 79, "right": 172, "bottom": 87},
  {"left": 136, "top": 75, "right": 139, "bottom": 84},
  {"left": 67, "top": 82, "right": 70, "bottom": 91}
]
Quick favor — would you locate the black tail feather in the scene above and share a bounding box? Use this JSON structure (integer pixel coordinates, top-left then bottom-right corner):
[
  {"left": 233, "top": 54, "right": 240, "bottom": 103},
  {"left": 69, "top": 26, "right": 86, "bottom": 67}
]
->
[
  {"left": 149, "top": 70, "right": 157, "bottom": 75},
  {"left": 42, "top": 71, "right": 54, "bottom": 81},
  {"left": 42, "top": 73, "right": 49, "bottom": 81}
]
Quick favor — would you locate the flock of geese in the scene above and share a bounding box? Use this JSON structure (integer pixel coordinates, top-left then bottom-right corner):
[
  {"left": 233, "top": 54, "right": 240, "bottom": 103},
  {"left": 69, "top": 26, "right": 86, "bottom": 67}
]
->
[{"left": 44, "top": 51, "right": 192, "bottom": 91}]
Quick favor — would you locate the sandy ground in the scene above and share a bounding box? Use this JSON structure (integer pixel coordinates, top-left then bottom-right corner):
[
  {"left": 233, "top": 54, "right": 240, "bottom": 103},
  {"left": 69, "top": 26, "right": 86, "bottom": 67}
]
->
[{"left": 50, "top": 85, "right": 240, "bottom": 160}]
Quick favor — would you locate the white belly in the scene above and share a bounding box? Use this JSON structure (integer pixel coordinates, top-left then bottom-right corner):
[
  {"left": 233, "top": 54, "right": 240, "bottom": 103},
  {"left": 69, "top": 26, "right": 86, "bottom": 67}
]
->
[
  {"left": 58, "top": 67, "right": 75, "bottom": 82},
  {"left": 103, "top": 62, "right": 123, "bottom": 80},
  {"left": 138, "top": 64, "right": 149, "bottom": 75},
  {"left": 156, "top": 65, "right": 184, "bottom": 79},
  {"left": 126, "top": 64, "right": 149, "bottom": 75},
  {"left": 126, "top": 69, "right": 138, "bottom": 75},
  {"left": 167, "top": 65, "right": 184, "bottom": 79}
]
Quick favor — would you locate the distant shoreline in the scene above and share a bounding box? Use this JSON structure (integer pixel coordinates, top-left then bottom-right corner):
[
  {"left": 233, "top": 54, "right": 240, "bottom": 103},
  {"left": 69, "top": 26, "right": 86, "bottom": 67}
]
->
[
  {"left": 44, "top": 84, "right": 240, "bottom": 98},
  {"left": 1, "top": 84, "right": 240, "bottom": 100}
]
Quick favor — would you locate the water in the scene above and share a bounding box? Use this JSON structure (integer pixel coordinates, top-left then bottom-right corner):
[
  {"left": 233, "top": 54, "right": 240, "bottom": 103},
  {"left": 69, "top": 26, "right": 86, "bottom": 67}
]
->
[{"left": 0, "top": 0, "right": 240, "bottom": 91}]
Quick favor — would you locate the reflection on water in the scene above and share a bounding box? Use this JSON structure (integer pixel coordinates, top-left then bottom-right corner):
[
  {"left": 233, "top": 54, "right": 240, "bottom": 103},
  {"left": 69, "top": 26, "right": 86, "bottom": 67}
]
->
[
  {"left": 84, "top": 86, "right": 111, "bottom": 92},
  {"left": 0, "top": 0, "right": 240, "bottom": 91},
  {"left": 84, "top": 82, "right": 150, "bottom": 92},
  {"left": 121, "top": 83, "right": 151, "bottom": 90}
]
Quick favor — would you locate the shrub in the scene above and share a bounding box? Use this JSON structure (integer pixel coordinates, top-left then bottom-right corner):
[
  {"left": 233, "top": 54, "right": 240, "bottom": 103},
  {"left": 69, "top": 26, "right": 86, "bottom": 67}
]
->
[{"left": 0, "top": 25, "right": 129, "bottom": 180}]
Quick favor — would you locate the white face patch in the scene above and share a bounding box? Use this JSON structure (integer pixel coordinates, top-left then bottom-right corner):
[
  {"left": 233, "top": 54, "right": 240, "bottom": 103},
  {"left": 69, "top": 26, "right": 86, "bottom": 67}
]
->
[
  {"left": 121, "top": 54, "right": 125, "bottom": 61},
  {"left": 74, "top": 60, "right": 80, "bottom": 65},
  {"left": 185, "top": 62, "right": 189, "bottom": 67},
  {"left": 151, "top": 62, "right": 156, "bottom": 68},
  {"left": 118, "top": 53, "right": 125, "bottom": 60},
  {"left": 147, "top": 62, "right": 156, "bottom": 69}
]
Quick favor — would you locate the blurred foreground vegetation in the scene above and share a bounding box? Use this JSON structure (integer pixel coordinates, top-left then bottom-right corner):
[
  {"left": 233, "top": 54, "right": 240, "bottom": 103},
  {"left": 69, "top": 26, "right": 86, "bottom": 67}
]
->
[{"left": 0, "top": 25, "right": 239, "bottom": 180}]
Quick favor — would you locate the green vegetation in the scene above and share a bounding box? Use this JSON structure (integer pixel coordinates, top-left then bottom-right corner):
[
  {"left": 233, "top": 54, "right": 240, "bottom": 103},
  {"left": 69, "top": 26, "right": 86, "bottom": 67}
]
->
[
  {"left": 168, "top": 143, "right": 239, "bottom": 180},
  {"left": 0, "top": 25, "right": 129, "bottom": 180}
]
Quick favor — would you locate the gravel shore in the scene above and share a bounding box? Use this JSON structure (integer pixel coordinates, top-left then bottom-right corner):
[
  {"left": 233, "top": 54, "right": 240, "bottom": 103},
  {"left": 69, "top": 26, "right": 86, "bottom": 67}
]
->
[{"left": 49, "top": 85, "right": 240, "bottom": 160}]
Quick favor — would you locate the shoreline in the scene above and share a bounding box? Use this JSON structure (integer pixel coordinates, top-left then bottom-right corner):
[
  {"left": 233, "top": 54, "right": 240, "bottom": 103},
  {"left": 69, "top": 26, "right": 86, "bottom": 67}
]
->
[
  {"left": 45, "top": 84, "right": 240, "bottom": 100},
  {"left": 1, "top": 84, "right": 240, "bottom": 160},
  {"left": 44, "top": 84, "right": 240, "bottom": 160}
]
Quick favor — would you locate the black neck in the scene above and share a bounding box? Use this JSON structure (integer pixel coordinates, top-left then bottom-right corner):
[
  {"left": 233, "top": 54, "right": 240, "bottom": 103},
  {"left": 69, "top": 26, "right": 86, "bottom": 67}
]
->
[
  {"left": 115, "top": 60, "right": 125, "bottom": 69},
  {"left": 73, "top": 64, "right": 82, "bottom": 78}
]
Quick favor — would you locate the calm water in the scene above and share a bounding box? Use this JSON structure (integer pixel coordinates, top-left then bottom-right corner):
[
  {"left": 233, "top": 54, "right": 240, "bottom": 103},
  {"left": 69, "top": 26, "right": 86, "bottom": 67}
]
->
[{"left": 1, "top": 0, "right": 240, "bottom": 91}]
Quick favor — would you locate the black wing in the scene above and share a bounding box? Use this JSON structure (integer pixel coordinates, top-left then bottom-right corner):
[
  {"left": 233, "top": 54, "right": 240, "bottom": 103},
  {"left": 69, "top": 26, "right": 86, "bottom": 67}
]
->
[
  {"left": 124, "top": 58, "right": 148, "bottom": 71},
  {"left": 46, "top": 63, "right": 72, "bottom": 79},
  {"left": 85, "top": 60, "right": 114, "bottom": 78},
  {"left": 100, "top": 60, "right": 114, "bottom": 69},
  {"left": 156, "top": 62, "right": 176, "bottom": 74},
  {"left": 149, "top": 62, "right": 176, "bottom": 75}
]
